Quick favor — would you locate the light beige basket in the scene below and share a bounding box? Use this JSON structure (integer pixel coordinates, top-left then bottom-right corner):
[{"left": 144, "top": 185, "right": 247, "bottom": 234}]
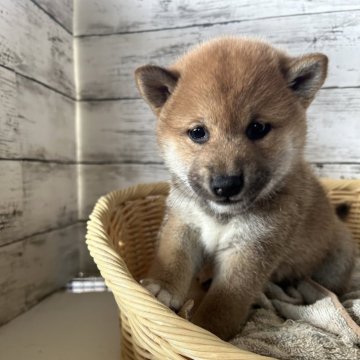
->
[{"left": 86, "top": 179, "right": 360, "bottom": 360}]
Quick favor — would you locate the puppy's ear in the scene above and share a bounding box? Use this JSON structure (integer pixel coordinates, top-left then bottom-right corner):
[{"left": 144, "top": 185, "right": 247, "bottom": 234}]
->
[
  {"left": 135, "top": 65, "right": 179, "bottom": 114},
  {"left": 284, "top": 53, "right": 328, "bottom": 107}
]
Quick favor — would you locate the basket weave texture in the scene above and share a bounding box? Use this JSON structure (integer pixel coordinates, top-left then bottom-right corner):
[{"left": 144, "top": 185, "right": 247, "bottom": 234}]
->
[{"left": 86, "top": 179, "right": 360, "bottom": 360}]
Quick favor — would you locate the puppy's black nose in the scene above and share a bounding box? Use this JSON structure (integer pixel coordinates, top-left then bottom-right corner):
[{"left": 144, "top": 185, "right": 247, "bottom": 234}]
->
[{"left": 211, "top": 175, "right": 244, "bottom": 198}]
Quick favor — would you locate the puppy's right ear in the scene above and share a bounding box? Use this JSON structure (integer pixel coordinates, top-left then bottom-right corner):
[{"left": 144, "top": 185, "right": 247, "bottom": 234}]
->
[{"left": 135, "top": 65, "right": 179, "bottom": 115}]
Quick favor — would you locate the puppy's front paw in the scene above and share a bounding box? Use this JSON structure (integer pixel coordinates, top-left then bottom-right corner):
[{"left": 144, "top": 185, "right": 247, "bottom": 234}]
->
[{"left": 140, "top": 278, "right": 184, "bottom": 310}]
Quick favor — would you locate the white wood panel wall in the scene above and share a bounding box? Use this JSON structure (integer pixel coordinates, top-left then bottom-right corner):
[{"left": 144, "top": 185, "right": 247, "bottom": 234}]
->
[
  {"left": 0, "top": 0, "right": 79, "bottom": 325},
  {"left": 74, "top": 0, "right": 360, "bottom": 223},
  {"left": 33, "top": 0, "right": 73, "bottom": 33},
  {"left": 74, "top": 0, "right": 360, "bottom": 36},
  {"left": 76, "top": 11, "right": 360, "bottom": 99}
]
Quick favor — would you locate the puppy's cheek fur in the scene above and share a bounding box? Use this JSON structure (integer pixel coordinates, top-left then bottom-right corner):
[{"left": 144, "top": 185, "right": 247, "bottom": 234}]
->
[
  {"left": 162, "top": 140, "right": 192, "bottom": 188},
  {"left": 245, "top": 167, "right": 272, "bottom": 199},
  {"left": 255, "top": 139, "right": 297, "bottom": 199}
]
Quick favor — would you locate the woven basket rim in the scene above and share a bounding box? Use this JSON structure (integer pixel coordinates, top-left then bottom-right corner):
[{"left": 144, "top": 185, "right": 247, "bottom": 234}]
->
[{"left": 86, "top": 179, "right": 360, "bottom": 360}]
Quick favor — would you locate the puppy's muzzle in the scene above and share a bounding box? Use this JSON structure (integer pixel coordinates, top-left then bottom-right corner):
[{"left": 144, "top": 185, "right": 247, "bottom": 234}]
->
[{"left": 210, "top": 175, "right": 244, "bottom": 198}]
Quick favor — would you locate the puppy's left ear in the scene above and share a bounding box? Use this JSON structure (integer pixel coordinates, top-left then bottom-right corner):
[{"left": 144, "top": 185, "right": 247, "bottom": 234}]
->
[
  {"left": 284, "top": 53, "right": 328, "bottom": 108},
  {"left": 135, "top": 65, "right": 179, "bottom": 115}
]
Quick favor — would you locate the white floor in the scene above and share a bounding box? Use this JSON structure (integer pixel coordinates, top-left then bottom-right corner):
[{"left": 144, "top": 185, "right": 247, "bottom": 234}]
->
[{"left": 0, "top": 292, "right": 120, "bottom": 360}]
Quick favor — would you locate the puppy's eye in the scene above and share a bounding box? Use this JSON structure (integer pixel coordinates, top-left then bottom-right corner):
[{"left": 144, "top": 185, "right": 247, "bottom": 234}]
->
[
  {"left": 188, "top": 126, "right": 209, "bottom": 144},
  {"left": 246, "top": 121, "right": 272, "bottom": 141}
]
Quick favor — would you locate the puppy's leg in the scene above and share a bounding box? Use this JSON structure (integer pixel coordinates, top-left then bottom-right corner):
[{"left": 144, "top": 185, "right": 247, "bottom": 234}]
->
[
  {"left": 142, "top": 212, "right": 203, "bottom": 310},
  {"left": 192, "top": 244, "right": 279, "bottom": 340},
  {"left": 313, "top": 221, "right": 356, "bottom": 294}
]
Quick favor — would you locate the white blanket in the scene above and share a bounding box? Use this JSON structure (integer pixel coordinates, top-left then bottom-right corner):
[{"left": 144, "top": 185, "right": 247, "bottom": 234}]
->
[{"left": 231, "top": 258, "right": 360, "bottom": 359}]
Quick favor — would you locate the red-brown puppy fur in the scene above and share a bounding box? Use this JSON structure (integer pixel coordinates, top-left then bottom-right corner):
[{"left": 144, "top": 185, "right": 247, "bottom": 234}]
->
[{"left": 135, "top": 37, "right": 356, "bottom": 340}]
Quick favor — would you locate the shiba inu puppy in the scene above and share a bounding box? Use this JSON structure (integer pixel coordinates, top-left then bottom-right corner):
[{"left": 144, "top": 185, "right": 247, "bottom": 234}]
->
[{"left": 135, "top": 37, "right": 356, "bottom": 340}]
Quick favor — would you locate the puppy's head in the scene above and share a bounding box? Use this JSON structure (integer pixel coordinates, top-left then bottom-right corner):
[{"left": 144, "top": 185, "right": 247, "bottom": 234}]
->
[{"left": 135, "top": 37, "right": 327, "bottom": 214}]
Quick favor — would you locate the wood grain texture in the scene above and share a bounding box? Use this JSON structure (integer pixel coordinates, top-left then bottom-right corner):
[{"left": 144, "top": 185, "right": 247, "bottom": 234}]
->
[
  {"left": 33, "top": 0, "right": 73, "bottom": 33},
  {"left": 306, "top": 88, "right": 360, "bottom": 163},
  {"left": 313, "top": 163, "right": 360, "bottom": 179},
  {"left": 74, "top": 0, "right": 360, "bottom": 36},
  {"left": 76, "top": 10, "right": 360, "bottom": 99},
  {"left": 0, "top": 1, "right": 19, "bottom": 69},
  {"left": 0, "top": 0, "right": 74, "bottom": 96},
  {"left": 17, "top": 75, "right": 76, "bottom": 161},
  {"left": 0, "top": 162, "right": 78, "bottom": 246},
  {"left": 0, "top": 162, "right": 23, "bottom": 236},
  {"left": 79, "top": 163, "right": 169, "bottom": 219},
  {"left": 0, "top": 67, "right": 19, "bottom": 158},
  {"left": 79, "top": 88, "right": 360, "bottom": 164},
  {"left": 77, "top": 221, "right": 99, "bottom": 275},
  {"left": 79, "top": 99, "right": 160, "bottom": 163},
  {"left": 0, "top": 223, "right": 80, "bottom": 325},
  {"left": 0, "top": 0, "right": 77, "bottom": 322}
]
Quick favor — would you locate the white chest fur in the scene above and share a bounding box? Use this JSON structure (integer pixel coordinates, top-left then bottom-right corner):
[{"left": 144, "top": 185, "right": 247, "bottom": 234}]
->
[
  {"left": 170, "top": 193, "right": 269, "bottom": 255},
  {"left": 195, "top": 210, "right": 234, "bottom": 253}
]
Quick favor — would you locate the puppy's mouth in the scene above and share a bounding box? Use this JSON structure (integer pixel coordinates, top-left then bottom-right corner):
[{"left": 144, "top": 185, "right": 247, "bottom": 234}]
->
[
  {"left": 207, "top": 196, "right": 252, "bottom": 216},
  {"left": 209, "top": 196, "right": 250, "bottom": 209},
  {"left": 211, "top": 197, "right": 243, "bottom": 205}
]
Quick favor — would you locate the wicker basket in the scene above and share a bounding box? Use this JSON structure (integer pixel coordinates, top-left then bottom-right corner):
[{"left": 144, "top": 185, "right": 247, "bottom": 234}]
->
[{"left": 86, "top": 179, "right": 360, "bottom": 360}]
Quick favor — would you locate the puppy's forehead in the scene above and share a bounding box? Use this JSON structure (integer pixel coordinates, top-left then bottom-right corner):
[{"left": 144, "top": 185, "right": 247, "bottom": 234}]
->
[
  {"left": 175, "top": 38, "right": 280, "bottom": 72},
  {"left": 170, "top": 38, "right": 289, "bottom": 124}
]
